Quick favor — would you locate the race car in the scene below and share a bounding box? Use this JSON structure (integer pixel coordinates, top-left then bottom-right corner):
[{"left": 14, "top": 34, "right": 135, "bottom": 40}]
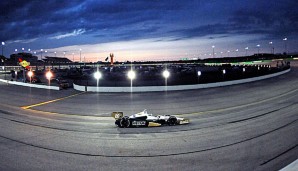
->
[{"left": 111, "top": 109, "right": 190, "bottom": 128}]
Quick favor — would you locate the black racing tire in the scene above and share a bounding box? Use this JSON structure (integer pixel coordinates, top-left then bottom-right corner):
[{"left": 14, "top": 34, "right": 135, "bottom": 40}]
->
[
  {"left": 167, "top": 116, "right": 177, "bottom": 126},
  {"left": 120, "top": 116, "right": 130, "bottom": 128}
]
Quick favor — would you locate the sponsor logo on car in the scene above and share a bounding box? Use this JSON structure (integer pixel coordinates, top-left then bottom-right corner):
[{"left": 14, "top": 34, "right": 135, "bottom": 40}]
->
[{"left": 132, "top": 121, "right": 146, "bottom": 126}]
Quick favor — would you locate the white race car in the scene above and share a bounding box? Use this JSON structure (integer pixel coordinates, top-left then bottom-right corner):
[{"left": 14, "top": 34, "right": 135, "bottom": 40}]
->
[{"left": 112, "top": 110, "right": 190, "bottom": 128}]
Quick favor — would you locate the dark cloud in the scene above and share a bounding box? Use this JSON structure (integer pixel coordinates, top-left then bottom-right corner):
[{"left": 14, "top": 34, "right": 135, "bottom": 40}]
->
[
  {"left": 229, "top": 0, "right": 298, "bottom": 38},
  {"left": 0, "top": 0, "right": 297, "bottom": 45},
  {"left": 0, "top": 0, "right": 184, "bottom": 41}
]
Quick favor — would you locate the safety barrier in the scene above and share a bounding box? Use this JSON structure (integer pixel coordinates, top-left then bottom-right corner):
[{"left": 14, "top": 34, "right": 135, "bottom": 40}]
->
[
  {"left": 73, "top": 68, "right": 290, "bottom": 92},
  {"left": 0, "top": 79, "right": 60, "bottom": 90}
]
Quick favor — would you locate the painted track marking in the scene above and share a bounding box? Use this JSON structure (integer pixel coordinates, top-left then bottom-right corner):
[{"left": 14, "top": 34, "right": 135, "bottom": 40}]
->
[{"left": 21, "top": 92, "right": 86, "bottom": 109}]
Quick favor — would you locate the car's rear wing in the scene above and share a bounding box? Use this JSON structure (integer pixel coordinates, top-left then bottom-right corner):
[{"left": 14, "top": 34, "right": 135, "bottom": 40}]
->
[{"left": 111, "top": 112, "right": 124, "bottom": 120}]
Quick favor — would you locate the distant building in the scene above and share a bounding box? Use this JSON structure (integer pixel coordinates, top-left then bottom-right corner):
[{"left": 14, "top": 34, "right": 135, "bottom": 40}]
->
[
  {"left": 10, "top": 53, "right": 38, "bottom": 65},
  {"left": 44, "top": 56, "right": 72, "bottom": 64}
]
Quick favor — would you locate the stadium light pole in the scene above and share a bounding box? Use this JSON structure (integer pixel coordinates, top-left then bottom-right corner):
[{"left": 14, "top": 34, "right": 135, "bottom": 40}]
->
[
  {"left": 2, "top": 42, "right": 6, "bottom": 80},
  {"left": 127, "top": 70, "right": 136, "bottom": 80},
  {"left": 1, "top": 42, "right": 5, "bottom": 56},
  {"left": 128, "top": 69, "right": 136, "bottom": 92},
  {"left": 163, "top": 69, "right": 170, "bottom": 80},
  {"left": 54, "top": 51, "right": 56, "bottom": 57},
  {"left": 283, "top": 38, "right": 287, "bottom": 54},
  {"left": 40, "top": 49, "right": 43, "bottom": 60},
  {"left": 269, "top": 42, "right": 273, "bottom": 54},
  {"left": 197, "top": 71, "right": 201, "bottom": 83},
  {"left": 212, "top": 45, "right": 215, "bottom": 58},
  {"left": 245, "top": 47, "right": 249, "bottom": 56},
  {"left": 257, "top": 44, "right": 260, "bottom": 55},
  {"left": 46, "top": 70, "right": 53, "bottom": 86},
  {"left": 94, "top": 71, "right": 102, "bottom": 80},
  {"left": 94, "top": 70, "right": 102, "bottom": 88},
  {"left": 27, "top": 70, "right": 33, "bottom": 83},
  {"left": 235, "top": 49, "right": 239, "bottom": 57}
]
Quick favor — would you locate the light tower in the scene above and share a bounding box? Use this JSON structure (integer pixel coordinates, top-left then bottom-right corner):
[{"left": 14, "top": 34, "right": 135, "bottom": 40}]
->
[
  {"left": 1, "top": 42, "right": 5, "bottom": 56},
  {"left": 283, "top": 38, "right": 287, "bottom": 54}
]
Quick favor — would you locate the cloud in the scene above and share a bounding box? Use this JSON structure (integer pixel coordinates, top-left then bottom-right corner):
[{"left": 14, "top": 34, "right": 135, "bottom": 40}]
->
[
  {"left": 7, "top": 38, "right": 38, "bottom": 44},
  {"left": 49, "top": 29, "right": 86, "bottom": 40},
  {"left": 1, "top": 0, "right": 298, "bottom": 53}
]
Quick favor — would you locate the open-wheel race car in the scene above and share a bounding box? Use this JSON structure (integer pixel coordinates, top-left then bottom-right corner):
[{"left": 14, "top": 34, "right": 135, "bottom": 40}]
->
[{"left": 111, "top": 110, "right": 190, "bottom": 128}]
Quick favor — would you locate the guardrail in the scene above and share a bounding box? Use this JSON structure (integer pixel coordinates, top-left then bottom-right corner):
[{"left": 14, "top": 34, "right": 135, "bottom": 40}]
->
[
  {"left": 73, "top": 68, "right": 290, "bottom": 92},
  {"left": 0, "top": 68, "right": 290, "bottom": 92},
  {"left": 0, "top": 79, "right": 60, "bottom": 90}
]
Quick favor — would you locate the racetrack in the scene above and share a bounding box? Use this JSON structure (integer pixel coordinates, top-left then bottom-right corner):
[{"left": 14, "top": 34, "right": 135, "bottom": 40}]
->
[{"left": 0, "top": 62, "right": 297, "bottom": 171}]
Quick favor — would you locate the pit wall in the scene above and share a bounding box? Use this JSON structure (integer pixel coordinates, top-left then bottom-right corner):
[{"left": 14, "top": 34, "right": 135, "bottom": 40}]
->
[
  {"left": 0, "top": 79, "right": 60, "bottom": 90},
  {"left": 74, "top": 68, "right": 290, "bottom": 92}
]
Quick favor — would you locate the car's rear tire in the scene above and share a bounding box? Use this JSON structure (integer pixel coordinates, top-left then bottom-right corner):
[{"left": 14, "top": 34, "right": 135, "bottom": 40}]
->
[
  {"left": 167, "top": 116, "right": 177, "bottom": 126},
  {"left": 120, "top": 116, "right": 130, "bottom": 128}
]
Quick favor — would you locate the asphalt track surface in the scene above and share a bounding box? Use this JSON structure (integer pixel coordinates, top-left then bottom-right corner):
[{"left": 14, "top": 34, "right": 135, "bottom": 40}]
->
[{"left": 0, "top": 63, "right": 297, "bottom": 171}]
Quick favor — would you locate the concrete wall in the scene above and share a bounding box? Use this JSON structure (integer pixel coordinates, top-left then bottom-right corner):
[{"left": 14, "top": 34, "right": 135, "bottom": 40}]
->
[
  {"left": 0, "top": 79, "right": 60, "bottom": 90},
  {"left": 73, "top": 69, "right": 290, "bottom": 92}
]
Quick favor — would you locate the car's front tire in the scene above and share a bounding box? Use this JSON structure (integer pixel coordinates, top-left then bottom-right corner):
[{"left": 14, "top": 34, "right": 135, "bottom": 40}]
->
[
  {"left": 120, "top": 116, "right": 130, "bottom": 128},
  {"left": 167, "top": 116, "right": 177, "bottom": 126}
]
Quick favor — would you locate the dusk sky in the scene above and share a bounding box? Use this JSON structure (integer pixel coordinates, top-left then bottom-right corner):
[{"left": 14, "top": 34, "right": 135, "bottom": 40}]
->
[{"left": 1, "top": 0, "right": 298, "bottom": 62}]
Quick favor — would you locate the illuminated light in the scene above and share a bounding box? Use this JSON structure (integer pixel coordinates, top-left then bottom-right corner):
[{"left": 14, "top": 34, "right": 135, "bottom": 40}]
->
[
  {"left": 94, "top": 71, "right": 102, "bottom": 80},
  {"left": 163, "top": 70, "right": 170, "bottom": 78},
  {"left": 1, "top": 42, "right": 5, "bottom": 45},
  {"left": 46, "top": 71, "right": 53, "bottom": 80},
  {"left": 222, "top": 69, "right": 226, "bottom": 74},
  {"left": 197, "top": 71, "right": 201, "bottom": 76},
  {"left": 243, "top": 68, "right": 246, "bottom": 72},
  {"left": 27, "top": 71, "right": 33, "bottom": 77},
  {"left": 127, "top": 70, "right": 136, "bottom": 80}
]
